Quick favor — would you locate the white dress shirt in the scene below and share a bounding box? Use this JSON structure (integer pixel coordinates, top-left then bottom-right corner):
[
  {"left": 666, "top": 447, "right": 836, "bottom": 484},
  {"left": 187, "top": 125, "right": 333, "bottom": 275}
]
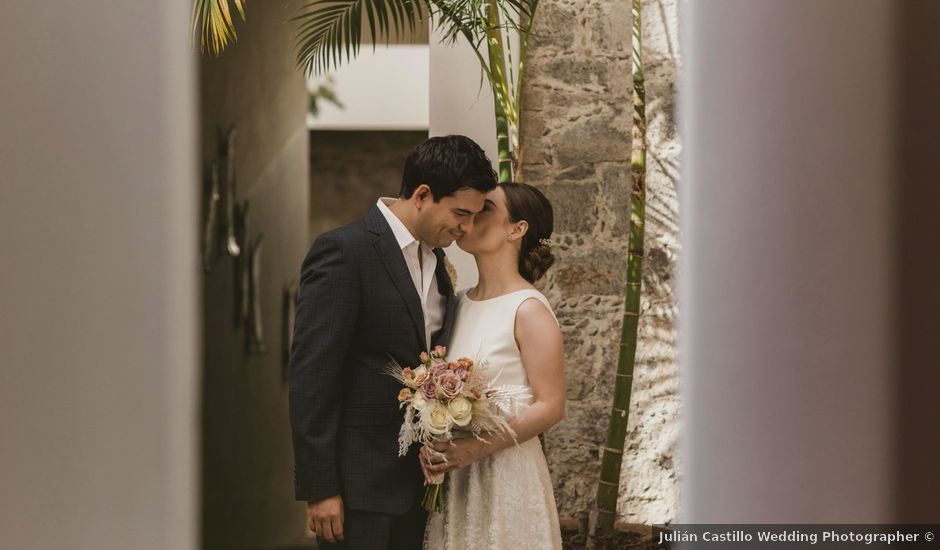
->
[{"left": 376, "top": 198, "right": 445, "bottom": 349}]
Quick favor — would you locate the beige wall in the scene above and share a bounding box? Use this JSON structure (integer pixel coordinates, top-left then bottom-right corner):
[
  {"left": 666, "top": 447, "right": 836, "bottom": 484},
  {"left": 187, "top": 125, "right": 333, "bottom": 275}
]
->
[{"left": 199, "top": 3, "right": 311, "bottom": 549}]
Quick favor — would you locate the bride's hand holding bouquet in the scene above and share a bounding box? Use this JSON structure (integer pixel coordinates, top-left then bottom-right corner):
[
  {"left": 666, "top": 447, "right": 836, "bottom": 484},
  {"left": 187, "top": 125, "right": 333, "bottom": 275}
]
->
[{"left": 385, "top": 345, "right": 529, "bottom": 512}]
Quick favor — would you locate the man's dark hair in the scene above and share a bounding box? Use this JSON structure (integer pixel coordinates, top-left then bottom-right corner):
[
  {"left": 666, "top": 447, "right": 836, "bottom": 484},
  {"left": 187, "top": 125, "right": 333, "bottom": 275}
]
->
[{"left": 399, "top": 135, "right": 498, "bottom": 201}]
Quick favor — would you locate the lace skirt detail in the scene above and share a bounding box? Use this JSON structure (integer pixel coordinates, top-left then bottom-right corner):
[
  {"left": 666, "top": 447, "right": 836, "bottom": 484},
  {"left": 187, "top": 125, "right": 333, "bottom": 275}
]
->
[{"left": 423, "top": 437, "right": 563, "bottom": 550}]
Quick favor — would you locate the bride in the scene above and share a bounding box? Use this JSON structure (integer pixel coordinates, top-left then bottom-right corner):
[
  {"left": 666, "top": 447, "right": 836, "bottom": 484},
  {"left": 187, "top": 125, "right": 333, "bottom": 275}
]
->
[{"left": 421, "top": 183, "right": 566, "bottom": 550}]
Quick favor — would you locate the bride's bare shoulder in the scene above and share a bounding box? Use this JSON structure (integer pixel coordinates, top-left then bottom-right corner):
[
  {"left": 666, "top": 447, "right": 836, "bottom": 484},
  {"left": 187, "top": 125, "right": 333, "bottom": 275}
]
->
[{"left": 514, "top": 293, "right": 557, "bottom": 330}]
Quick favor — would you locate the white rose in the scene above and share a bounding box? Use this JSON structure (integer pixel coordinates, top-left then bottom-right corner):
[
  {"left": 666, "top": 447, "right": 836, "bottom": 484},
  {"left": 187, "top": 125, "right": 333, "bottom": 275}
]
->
[
  {"left": 411, "top": 391, "right": 428, "bottom": 411},
  {"left": 422, "top": 402, "right": 453, "bottom": 435},
  {"left": 447, "top": 397, "right": 473, "bottom": 427}
]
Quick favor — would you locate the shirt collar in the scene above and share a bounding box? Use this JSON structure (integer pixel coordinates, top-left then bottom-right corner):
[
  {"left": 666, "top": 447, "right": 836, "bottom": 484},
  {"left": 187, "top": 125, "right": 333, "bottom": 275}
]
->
[{"left": 376, "top": 197, "right": 420, "bottom": 251}]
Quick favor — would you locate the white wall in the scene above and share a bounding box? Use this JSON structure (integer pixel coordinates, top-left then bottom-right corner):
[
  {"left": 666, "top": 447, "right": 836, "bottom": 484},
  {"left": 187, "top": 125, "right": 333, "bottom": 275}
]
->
[
  {"left": 308, "top": 45, "right": 429, "bottom": 130},
  {"left": 0, "top": 1, "right": 198, "bottom": 549},
  {"left": 429, "top": 25, "right": 514, "bottom": 290}
]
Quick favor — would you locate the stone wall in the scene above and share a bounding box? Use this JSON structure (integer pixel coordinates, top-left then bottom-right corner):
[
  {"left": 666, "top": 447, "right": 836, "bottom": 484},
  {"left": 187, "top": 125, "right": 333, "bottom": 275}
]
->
[{"left": 522, "top": 0, "right": 681, "bottom": 525}]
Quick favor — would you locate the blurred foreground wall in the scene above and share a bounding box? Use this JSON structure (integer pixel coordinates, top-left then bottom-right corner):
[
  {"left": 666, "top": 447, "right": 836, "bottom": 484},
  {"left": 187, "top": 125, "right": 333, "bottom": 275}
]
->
[
  {"left": 681, "top": 0, "right": 940, "bottom": 522},
  {"left": 0, "top": 2, "right": 198, "bottom": 549}
]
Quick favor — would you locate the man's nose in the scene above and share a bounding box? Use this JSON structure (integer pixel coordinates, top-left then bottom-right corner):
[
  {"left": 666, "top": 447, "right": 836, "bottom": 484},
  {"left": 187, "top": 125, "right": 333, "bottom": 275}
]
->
[{"left": 458, "top": 217, "right": 474, "bottom": 234}]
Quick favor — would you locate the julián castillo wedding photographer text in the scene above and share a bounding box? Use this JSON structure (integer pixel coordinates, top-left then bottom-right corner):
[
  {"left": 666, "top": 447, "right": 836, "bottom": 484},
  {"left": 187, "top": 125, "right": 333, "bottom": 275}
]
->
[{"left": 657, "top": 529, "right": 928, "bottom": 545}]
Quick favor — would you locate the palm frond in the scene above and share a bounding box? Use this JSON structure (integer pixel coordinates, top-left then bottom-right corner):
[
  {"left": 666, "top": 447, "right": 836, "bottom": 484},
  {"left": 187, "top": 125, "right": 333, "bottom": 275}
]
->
[
  {"left": 429, "top": 0, "right": 531, "bottom": 47},
  {"left": 292, "top": 0, "right": 425, "bottom": 76},
  {"left": 192, "top": 0, "right": 247, "bottom": 55}
]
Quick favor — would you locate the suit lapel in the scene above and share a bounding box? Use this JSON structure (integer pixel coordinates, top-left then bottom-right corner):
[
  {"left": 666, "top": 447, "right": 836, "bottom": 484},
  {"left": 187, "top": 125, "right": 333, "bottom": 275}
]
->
[
  {"left": 431, "top": 247, "right": 457, "bottom": 347},
  {"left": 367, "top": 205, "right": 427, "bottom": 349}
]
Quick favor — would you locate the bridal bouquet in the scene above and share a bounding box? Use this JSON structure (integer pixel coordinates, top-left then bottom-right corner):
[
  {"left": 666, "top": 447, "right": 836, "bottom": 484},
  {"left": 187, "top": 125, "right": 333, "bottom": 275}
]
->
[{"left": 385, "top": 345, "right": 530, "bottom": 512}]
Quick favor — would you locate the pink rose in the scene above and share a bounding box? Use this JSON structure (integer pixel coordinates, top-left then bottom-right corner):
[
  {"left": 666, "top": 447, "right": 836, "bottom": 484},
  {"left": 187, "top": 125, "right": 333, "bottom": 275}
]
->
[
  {"left": 435, "top": 370, "right": 463, "bottom": 399},
  {"left": 421, "top": 379, "right": 437, "bottom": 400}
]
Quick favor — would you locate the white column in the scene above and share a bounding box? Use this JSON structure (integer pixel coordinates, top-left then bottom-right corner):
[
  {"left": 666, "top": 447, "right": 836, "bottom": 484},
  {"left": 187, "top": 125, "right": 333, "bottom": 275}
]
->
[
  {"left": 0, "top": 1, "right": 198, "bottom": 549},
  {"left": 429, "top": 24, "right": 517, "bottom": 290},
  {"left": 680, "top": 0, "right": 897, "bottom": 522},
  {"left": 429, "top": 27, "right": 500, "bottom": 161}
]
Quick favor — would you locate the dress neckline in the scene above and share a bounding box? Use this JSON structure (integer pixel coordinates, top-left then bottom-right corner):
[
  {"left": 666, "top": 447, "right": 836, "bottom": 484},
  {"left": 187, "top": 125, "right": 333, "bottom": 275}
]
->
[{"left": 463, "top": 288, "right": 537, "bottom": 303}]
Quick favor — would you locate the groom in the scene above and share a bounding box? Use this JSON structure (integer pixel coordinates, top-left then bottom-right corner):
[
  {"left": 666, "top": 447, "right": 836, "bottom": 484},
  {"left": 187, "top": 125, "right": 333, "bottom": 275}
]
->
[{"left": 288, "top": 135, "right": 498, "bottom": 549}]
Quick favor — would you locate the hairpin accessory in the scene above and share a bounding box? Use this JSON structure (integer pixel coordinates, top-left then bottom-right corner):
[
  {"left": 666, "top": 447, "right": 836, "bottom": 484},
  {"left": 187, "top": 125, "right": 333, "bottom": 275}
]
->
[{"left": 538, "top": 238, "right": 552, "bottom": 247}]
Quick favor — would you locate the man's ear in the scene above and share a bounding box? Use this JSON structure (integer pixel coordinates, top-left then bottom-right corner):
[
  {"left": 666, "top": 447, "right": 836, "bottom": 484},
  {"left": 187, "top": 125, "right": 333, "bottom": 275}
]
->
[{"left": 413, "top": 184, "right": 432, "bottom": 208}]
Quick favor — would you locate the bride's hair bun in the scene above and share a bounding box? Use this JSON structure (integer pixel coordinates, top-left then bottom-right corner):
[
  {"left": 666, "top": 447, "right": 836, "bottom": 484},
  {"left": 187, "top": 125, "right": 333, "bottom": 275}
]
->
[
  {"left": 500, "top": 183, "right": 555, "bottom": 283},
  {"left": 522, "top": 242, "right": 556, "bottom": 283}
]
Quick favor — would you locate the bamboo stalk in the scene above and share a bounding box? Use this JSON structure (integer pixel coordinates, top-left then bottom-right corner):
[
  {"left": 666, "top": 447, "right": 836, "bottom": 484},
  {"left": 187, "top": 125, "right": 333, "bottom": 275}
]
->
[
  {"left": 485, "top": 0, "right": 514, "bottom": 183},
  {"left": 593, "top": 0, "right": 646, "bottom": 536},
  {"left": 511, "top": 6, "right": 535, "bottom": 184}
]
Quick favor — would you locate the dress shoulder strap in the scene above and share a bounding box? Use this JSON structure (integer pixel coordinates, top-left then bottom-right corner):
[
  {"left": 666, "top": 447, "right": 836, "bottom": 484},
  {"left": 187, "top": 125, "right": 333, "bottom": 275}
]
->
[{"left": 508, "top": 289, "right": 558, "bottom": 325}]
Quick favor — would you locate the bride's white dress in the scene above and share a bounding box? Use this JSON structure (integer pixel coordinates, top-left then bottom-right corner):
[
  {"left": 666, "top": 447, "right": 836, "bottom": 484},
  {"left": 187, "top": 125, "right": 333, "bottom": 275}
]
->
[{"left": 423, "top": 288, "right": 563, "bottom": 550}]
